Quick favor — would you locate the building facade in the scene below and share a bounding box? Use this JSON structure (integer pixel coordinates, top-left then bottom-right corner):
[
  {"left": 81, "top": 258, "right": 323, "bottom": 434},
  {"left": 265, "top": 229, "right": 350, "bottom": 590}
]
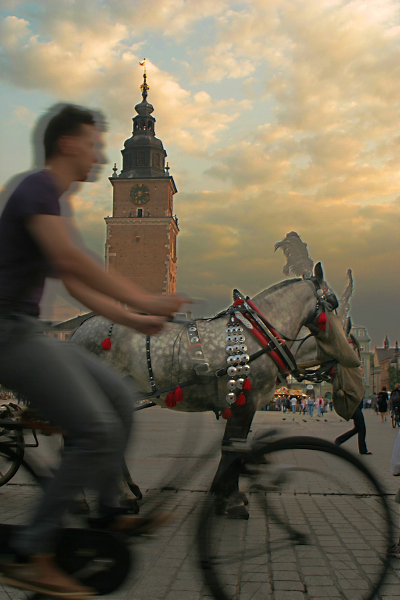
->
[
  {"left": 105, "top": 71, "right": 178, "bottom": 294},
  {"left": 374, "top": 335, "right": 400, "bottom": 392}
]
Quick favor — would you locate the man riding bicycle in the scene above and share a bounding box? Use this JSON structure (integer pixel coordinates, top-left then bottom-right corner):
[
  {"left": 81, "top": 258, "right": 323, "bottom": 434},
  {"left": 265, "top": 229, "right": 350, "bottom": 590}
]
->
[
  {"left": 390, "top": 384, "right": 400, "bottom": 424},
  {"left": 0, "top": 105, "right": 186, "bottom": 599}
]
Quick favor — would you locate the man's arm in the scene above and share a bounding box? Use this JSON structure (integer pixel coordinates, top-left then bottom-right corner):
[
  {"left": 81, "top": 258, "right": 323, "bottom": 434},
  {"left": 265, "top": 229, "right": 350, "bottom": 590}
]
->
[
  {"left": 27, "top": 214, "right": 185, "bottom": 316},
  {"left": 62, "top": 275, "right": 165, "bottom": 336}
]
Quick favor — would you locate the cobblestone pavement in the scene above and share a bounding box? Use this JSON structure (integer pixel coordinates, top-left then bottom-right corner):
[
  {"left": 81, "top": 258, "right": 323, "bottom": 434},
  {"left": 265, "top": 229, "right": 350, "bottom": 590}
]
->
[{"left": 1, "top": 407, "right": 399, "bottom": 599}]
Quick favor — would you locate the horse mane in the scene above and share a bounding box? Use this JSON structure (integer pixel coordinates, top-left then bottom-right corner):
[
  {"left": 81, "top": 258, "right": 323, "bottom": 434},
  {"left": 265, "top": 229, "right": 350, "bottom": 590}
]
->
[{"left": 253, "top": 277, "right": 303, "bottom": 299}]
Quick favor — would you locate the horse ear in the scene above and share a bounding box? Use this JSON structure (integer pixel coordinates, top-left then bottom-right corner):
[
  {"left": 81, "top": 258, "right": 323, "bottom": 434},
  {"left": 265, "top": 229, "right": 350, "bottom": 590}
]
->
[{"left": 314, "top": 262, "right": 324, "bottom": 283}]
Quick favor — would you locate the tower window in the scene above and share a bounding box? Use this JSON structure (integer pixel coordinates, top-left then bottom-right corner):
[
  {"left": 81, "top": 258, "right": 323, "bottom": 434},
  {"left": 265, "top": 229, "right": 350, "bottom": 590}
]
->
[
  {"left": 137, "top": 151, "right": 145, "bottom": 166},
  {"left": 136, "top": 236, "right": 140, "bottom": 243},
  {"left": 148, "top": 121, "right": 153, "bottom": 130},
  {"left": 137, "top": 208, "right": 143, "bottom": 217},
  {"left": 153, "top": 153, "right": 160, "bottom": 167}
]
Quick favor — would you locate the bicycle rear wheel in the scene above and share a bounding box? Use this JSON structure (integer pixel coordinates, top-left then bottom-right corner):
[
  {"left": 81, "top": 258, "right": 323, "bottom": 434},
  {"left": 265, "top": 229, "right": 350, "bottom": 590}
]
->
[
  {"left": 0, "top": 425, "right": 24, "bottom": 486},
  {"left": 198, "top": 436, "right": 394, "bottom": 600}
]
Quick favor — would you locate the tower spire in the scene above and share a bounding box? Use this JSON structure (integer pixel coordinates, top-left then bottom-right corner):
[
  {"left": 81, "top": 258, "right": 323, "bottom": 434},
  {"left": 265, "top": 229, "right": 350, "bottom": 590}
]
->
[{"left": 139, "top": 59, "right": 149, "bottom": 102}]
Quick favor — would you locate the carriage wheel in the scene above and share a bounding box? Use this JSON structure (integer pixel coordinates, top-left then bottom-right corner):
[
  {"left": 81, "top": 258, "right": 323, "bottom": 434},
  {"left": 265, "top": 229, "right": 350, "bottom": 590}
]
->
[
  {"left": 0, "top": 426, "right": 24, "bottom": 486},
  {"left": 55, "top": 528, "right": 131, "bottom": 595},
  {"left": 198, "top": 436, "right": 393, "bottom": 600}
]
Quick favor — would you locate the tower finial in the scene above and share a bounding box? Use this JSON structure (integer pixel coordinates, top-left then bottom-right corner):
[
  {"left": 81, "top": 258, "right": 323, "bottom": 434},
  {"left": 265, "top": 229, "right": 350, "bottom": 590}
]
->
[{"left": 139, "top": 59, "right": 149, "bottom": 101}]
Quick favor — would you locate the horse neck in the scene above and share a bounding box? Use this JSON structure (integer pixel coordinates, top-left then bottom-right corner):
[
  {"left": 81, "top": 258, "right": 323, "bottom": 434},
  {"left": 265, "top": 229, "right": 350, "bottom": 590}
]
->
[{"left": 251, "top": 280, "right": 316, "bottom": 342}]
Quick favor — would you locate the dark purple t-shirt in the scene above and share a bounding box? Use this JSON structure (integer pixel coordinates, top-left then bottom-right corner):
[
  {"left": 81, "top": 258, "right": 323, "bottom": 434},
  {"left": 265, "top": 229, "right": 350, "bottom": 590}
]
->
[{"left": 0, "top": 170, "right": 61, "bottom": 316}]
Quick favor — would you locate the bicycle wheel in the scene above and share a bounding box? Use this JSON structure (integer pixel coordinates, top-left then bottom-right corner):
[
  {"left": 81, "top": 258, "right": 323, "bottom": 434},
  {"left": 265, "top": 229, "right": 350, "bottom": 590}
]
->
[
  {"left": 391, "top": 413, "right": 396, "bottom": 428},
  {"left": 198, "top": 436, "right": 394, "bottom": 600},
  {"left": 0, "top": 425, "right": 24, "bottom": 486}
]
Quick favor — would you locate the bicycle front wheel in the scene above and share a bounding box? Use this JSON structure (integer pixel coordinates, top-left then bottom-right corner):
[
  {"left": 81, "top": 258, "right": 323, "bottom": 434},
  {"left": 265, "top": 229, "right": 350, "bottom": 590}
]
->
[{"left": 198, "top": 436, "right": 394, "bottom": 600}]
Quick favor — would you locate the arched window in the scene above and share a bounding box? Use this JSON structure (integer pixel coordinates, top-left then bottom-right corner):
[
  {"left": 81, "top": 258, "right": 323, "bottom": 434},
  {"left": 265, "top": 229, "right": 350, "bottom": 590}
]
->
[
  {"left": 147, "top": 121, "right": 153, "bottom": 131},
  {"left": 137, "top": 208, "right": 143, "bottom": 217},
  {"left": 153, "top": 153, "right": 160, "bottom": 167},
  {"left": 137, "top": 151, "right": 145, "bottom": 166}
]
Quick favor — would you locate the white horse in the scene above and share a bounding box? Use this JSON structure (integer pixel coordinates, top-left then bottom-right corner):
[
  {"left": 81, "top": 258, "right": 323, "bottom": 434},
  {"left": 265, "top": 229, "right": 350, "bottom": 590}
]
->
[{"left": 70, "top": 261, "right": 360, "bottom": 516}]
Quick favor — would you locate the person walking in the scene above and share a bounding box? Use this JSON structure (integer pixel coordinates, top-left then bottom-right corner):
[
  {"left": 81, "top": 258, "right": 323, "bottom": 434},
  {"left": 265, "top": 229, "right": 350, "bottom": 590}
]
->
[
  {"left": 0, "top": 105, "right": 187, "bottom": 598},
  {"left": 377, "top": 386, "right": 389, "bottom": 422},
  {"left": 335, "top": 399, "right": 371, "bottom": 454},
  {"left": 307, "top": 396, "right": 315, "bottom": 417},
  {"left": 371, "top": 392, "right": 378, "bottom": 415},
  {"left": 317, "top": 396, "right": 323, "bottom": 417},
  {"left": 290, "top": 395, "right": 297, "bottom": 414}
]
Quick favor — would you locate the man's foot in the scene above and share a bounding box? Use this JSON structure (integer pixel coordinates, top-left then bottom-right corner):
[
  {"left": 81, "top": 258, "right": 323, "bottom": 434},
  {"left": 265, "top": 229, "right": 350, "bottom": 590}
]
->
[
  {"left": 360, "top": 451, "right": 372, "bottom": 455},
  {"left": 0, "top": 554, "right": 94, "bottom": 599}
]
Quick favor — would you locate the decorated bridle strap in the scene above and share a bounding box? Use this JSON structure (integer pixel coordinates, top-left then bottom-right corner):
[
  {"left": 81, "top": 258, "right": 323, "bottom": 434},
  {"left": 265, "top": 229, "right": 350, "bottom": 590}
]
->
[{"left": 232, "top": 290, "right": 297, "bottom": 374}]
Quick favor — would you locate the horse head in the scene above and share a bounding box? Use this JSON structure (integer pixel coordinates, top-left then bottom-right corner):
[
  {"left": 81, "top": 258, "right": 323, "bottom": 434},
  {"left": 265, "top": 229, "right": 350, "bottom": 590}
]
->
[{"left": 297, "top": 263, "right": 359, "bottom": 369}]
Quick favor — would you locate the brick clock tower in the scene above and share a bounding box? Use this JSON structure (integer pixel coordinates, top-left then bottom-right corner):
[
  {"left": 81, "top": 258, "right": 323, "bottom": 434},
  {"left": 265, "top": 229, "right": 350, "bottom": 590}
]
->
[{"left": 105, "top": 69, "right": 178, "bottom": 294}]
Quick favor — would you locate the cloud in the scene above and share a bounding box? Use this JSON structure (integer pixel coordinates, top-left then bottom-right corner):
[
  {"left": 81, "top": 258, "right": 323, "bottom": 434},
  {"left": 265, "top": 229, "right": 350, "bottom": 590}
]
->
[{"left": 0, "top": 0, "right": 398, "bottom": 346}]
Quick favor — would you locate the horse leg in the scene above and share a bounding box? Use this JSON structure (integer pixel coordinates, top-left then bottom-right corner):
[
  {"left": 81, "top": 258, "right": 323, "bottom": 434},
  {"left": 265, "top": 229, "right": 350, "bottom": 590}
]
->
[{"left": 211, "top": 404, "right": 256, "bottom": 518}]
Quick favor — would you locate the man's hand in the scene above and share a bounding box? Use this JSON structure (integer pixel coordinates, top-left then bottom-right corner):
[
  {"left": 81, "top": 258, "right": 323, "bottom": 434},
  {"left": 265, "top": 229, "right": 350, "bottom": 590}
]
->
[{"left": 145, "top": 294, "right": 191, "bottom": 317}]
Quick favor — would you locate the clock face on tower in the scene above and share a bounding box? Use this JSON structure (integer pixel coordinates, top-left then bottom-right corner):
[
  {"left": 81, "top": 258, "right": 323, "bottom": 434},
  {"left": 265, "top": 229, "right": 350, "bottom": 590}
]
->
[{"left": 130, "top": 184, "right": 150, "bottom": 205}]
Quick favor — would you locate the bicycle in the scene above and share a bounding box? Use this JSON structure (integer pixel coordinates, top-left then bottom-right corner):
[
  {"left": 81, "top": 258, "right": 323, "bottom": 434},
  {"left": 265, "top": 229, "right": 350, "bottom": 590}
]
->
[
  {"left": 198, "top": 430, "right": 395, "bottom": 600},
  {"left": 391, "top": 406, "right": 400, "bottom": 428}
]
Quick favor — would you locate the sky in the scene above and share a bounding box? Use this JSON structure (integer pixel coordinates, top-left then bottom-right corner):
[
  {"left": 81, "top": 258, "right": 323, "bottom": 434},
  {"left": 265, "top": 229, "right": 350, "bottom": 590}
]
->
[{"left": 0, "top": 0, "right": 398, "bottom": 348}]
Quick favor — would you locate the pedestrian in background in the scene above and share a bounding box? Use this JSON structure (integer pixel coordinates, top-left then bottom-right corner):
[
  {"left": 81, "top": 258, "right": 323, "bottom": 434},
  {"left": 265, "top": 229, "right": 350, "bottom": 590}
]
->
[
  {"left": 317, "top": 396, "right": 323, "bottom": 417},
  {"left": 307, "top": 396, "right": 315, "bottom": 417},
  {"left": 371, "top": 392, "right": 378, "bottom": 415},
  {"left": 335, "top": 399, "right": 371, "bottom": 455},
  {"left": 377, "top": 387, "right": 389, "bottom": 422},
  {"left": 300, "top": 398, "right": 306, "bottom": 415},
  {"left": 290, "top": 395, "right": 297, "bottom": 414}
]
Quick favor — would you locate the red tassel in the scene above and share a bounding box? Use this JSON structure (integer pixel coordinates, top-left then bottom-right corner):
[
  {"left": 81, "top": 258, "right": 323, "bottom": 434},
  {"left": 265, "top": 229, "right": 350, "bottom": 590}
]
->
[
  {"left": 243, "top": 379, "right": 251, "bottom": 391},
  {"left": 236, "top": 393, "right": 246, "bottom": 406},
  {"left": 233, "top": 298, "right": 244, "bottom": 307},
  {"left": 101, "top": 337, "right": 112, "bottom": 350},
  {"left": 173, "top": 385, "right": 184, "bottom": 403},
  {"left": 165, "top": 392, "right": 177, "bottom": 408},
  {"left": 222, "top": 407, "right": 232, "bottom": 419},
  {"left": 317, "top": 312, "right": 328, "bottom": 332}
]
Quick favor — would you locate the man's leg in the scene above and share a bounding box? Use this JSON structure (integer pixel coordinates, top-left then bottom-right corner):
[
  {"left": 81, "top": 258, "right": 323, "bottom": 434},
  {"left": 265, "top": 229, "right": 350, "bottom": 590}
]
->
[
  {"left": 335, "top": 424, "right": 357, "bottom": 446},
  {"left": 0, "top": 331, "right": 128, "bottom": 556},
  {"left": 353, "top": 407, "right": 368, "bottom": 454},
  {"left": 66, "top": 343, "right": 138, "bottom": 511}
]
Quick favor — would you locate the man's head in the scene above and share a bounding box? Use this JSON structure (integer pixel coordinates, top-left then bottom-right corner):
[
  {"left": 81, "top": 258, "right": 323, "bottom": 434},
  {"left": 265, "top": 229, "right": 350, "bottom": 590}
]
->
[{"left": 43, "top": 105, "right": 99, "bottom": 181}]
